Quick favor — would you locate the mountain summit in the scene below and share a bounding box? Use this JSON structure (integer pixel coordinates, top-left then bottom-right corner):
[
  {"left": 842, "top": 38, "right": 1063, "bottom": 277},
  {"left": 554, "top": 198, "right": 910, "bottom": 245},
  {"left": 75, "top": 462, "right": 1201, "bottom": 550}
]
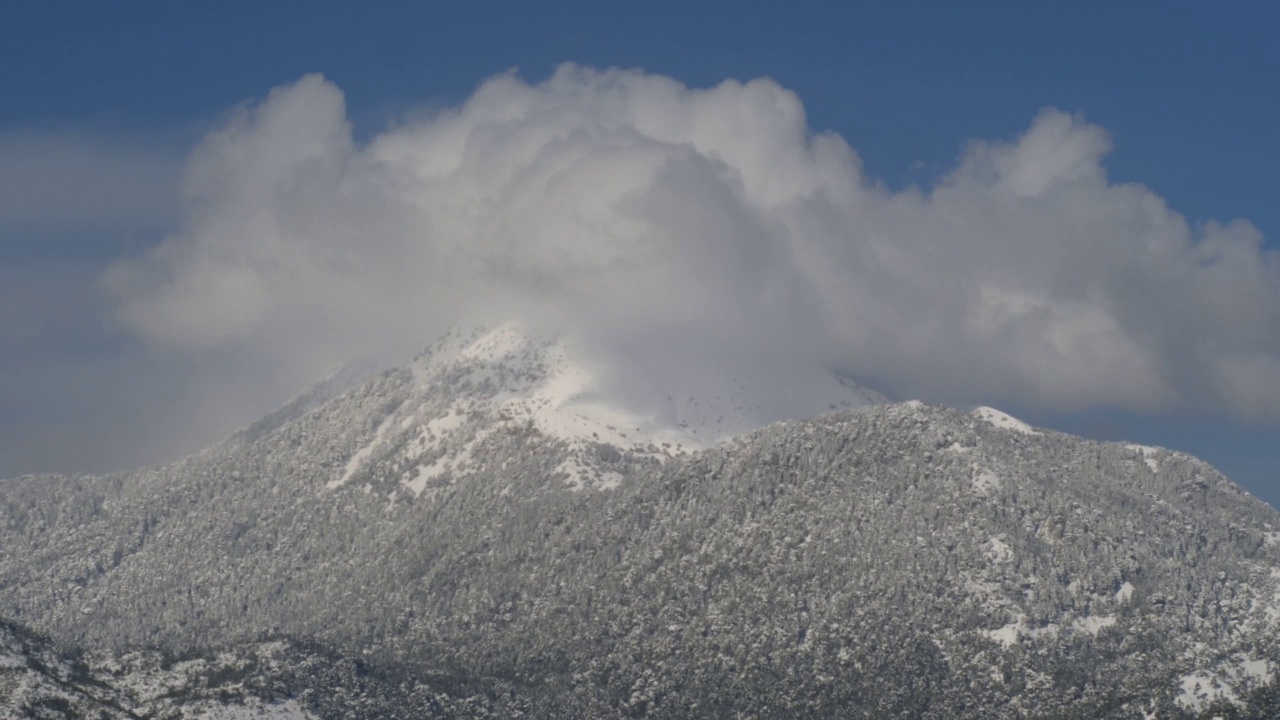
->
[{"left": 327, "top": 321, "right": 885, "bottom": 493}]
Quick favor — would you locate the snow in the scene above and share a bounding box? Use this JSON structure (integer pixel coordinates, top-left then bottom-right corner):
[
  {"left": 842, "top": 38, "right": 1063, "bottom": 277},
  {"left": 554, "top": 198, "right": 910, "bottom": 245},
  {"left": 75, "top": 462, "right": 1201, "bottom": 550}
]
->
[
  {"left": 972, "top": 468, "right": 1002, "bottom": 496},
  {"left": 457, "top": 322, "right": 528, "bottom": 362},
  {"left": 406, "top": 429, "right": 491, "bottom": 496},
  {"left": 425, "top": 409, "right": 465, "bottom": 434},
  {"left": 401, "top": 412, "right": 467, "bottom": 464},
  {"left": 329, "top": 412, "right": 397, "bottom": 489},
  {"left": 981, "top": 615, "right": 1059, "bottom": 648},
  {"left": 417, "top": 324, "right": 704, "bottom": 453},
  {"left": 984, "top": 623, "right": 1021, "bottom": 648},
  {"left": 404, "top": 324, "right": 690, "bottom": 494},
  {"left": 1177, "top": 655, "right": 1273, "bottom": 713},
  {"left": 985, "top": 536, "right": 1014, "bottom": 563},
  {"left": 0, "top": 652, "right": 24, "bottom": 668},
  {"left": 407, "top": 458, "right": 448, "bottom": 495},
  {"left": 465, "top": 322, "right": 883, "bottom": 447},
  {"left": 983, "top": 612, "right": 1113, "bottom": 649},
  {"left": 500, "top": 339, "right": 699, "bottom": 449},
  {"left": 1179, "top": 671, "right": 1236, "bottom": 713},
  {"left": 1071, "top": 615, "right": 1115, "bottom": 636},
  {"left": 1240, "top": 657, "right": 1270, "bottom": 682},
  {"left": 1126, "top": 444, "right": 1161, "bottom": 473},
  {"left": 972, "top": 406, "right": 1040, "bottom": 435},
  {"left": 1115, "top": 581, "right": 1134, "bottom": 603},
  {"left": 597, "top": 471, "right": 623, "bottom": 490},
  {"left": 333, "top": 321, "right": 889, "bottom": 496}
]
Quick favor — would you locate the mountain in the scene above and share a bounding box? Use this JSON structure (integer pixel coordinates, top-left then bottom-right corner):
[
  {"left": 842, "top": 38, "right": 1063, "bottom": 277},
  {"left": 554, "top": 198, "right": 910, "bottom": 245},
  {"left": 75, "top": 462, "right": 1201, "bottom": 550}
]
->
[{"left": 3, "top": 324, "right": 1280, "bottom": 718}]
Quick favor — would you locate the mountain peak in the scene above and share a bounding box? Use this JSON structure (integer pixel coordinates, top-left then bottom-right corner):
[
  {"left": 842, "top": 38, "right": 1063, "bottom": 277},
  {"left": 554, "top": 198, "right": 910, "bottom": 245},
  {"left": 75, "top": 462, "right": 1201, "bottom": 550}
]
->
[{"left": 329, "top": 321, "right": 886, "bottom": 492}]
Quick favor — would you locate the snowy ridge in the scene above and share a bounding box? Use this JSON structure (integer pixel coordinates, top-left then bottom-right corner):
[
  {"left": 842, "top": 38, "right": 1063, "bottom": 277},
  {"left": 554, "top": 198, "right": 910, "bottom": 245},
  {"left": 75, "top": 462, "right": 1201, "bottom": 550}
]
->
[
  {"left": 332, "top": 321, "right": 886, "bottom": 493},
  {"left": 972, "top": 406, "right": 1040, "bottom": 435}
]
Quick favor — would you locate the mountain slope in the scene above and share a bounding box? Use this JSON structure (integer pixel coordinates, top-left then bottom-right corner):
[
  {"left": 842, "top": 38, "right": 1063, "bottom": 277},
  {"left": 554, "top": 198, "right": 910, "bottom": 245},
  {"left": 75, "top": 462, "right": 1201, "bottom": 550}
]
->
[
  {"left": 1, "top": 615, "right": 555, "bottom": 719},
  {"left": 2, "top": 331, "right": 1280, "bottom": 718}
]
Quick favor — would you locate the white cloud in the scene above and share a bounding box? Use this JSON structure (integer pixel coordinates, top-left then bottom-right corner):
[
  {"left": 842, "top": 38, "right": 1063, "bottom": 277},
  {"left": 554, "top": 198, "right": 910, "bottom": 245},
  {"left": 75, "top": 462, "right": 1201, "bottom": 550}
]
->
[{"left": 105, "top": 65, "right": 1280, "bottom": 427}]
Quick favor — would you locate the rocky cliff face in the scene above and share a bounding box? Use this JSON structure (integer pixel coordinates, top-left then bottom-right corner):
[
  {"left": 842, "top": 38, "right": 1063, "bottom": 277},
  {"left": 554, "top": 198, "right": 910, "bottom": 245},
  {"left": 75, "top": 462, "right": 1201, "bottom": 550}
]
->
[{"left": 3, "top": 327, "right": 1280, "bottom": 718}]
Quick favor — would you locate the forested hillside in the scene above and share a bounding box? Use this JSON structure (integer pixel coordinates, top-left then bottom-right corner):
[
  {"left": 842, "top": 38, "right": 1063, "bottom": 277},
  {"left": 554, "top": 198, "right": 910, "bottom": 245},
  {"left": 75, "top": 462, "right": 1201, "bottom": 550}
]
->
[{"left": 4, "top": 331, "right": 1280, "bottom": 718}]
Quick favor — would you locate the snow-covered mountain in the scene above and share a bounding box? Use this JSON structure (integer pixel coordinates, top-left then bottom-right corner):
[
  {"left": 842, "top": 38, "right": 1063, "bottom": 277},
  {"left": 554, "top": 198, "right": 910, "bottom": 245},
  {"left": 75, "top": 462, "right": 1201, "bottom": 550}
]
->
[{"left": 3, "top": 325, "right": 1280, "bottom": 718}]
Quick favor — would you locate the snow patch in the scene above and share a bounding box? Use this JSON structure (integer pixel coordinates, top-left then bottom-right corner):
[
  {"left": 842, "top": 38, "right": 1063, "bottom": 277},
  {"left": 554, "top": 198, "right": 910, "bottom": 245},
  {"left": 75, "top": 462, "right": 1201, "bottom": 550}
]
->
[
  {"left": 972, "top": 468, "right": 1002, "bottom": 496},
  {"left": 982, "top": 613, "right": 1109, "bottom": 648},
  {"left": 401, "top": 411, "right": 467, "bottom": 463},
  {"left": 1177, "top": 655, "right": 1273, "bottom": 713},
  {"left": 1071, "top": 615, "right": 1115, "bottom": 636},
  {"left": 405, "top": 429, "right": 491, "bottom": 496},
  {"left": 985, "top": 536, "right": 1014, "bottom": 563},
  {"left": 0, "top": 652, "right": 24, "bottom": 668},
  {"left": 1179, "top": 671, "right": 1236, "bottom": 713},
  {"left": 981, "top": 615, "right": 1059, "bottom": 648},
  {"left": 408, "top": 457, "right": 449, "bottom": 495},
  {"left": 972, "top": 406, "right": 1040, "bottom": 435},
  {"left": 1115, "top": 581, "right": 1134, "bottom": 603},
  {"left": 597, "top": 471, "right": 623, "bottom": 491},
  {"left": 457, "top": 322, "right": 528, "bottom": 362},
  {"left": 503, "top": 340, "right": 700, "bottom": 450},
  {"left": 1240, "top": 657, "right": 1271, "bottom": 682},
  {"left": 984, "top": 623, "right": 1021, "bottom": 648},
  {"left": 329, "top": 413, "right": 397, "bottom": 489}
]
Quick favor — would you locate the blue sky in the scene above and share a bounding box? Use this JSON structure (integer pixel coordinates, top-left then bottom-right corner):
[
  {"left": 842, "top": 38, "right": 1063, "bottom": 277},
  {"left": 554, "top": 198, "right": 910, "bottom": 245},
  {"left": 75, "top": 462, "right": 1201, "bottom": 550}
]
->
[{"left": 1, "top": 1, "right": 1277, "bottom": 504}]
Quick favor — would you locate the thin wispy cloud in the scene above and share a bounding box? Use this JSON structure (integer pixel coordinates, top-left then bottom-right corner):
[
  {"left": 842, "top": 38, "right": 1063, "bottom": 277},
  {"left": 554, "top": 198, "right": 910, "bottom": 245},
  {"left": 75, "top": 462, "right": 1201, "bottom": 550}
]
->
[{"left": 0, "top": 130, "right": 181, "bottom": 232}]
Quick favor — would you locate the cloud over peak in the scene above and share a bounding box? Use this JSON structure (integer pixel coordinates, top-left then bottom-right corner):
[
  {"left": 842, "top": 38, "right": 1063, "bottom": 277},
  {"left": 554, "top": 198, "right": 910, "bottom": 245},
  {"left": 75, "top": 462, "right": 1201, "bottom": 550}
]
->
[{"left": 107, "top": 65, "right": 1280, "bottom": 424}]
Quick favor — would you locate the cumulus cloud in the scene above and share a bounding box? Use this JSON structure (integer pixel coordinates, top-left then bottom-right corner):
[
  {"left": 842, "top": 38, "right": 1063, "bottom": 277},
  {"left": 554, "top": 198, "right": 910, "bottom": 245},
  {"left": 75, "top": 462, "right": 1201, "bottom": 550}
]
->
[{"left": 106, "top": 65, "right": 1280, "bottom": 427}]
